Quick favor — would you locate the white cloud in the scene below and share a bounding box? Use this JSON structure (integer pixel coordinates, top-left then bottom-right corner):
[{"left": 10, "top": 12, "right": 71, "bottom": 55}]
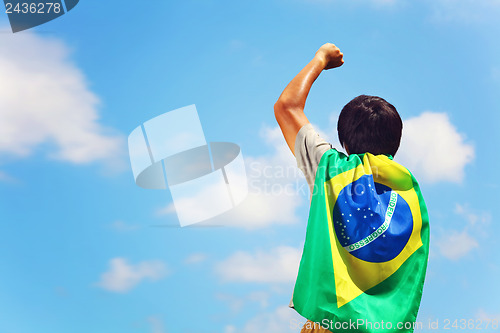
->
[
  {"left": 437, "top": 230, "right": 478, "bottom": 261},
  {"left": 396, "top": 112, "right": 474, "bottom": 183},
  {"left": 434, "top": 203, "right": 491, "bottom": 261},
  {"left": 222, "top": 126, "right": 306, "bottom": 229},
  {"left": 300, "top": 0, "right": 500, "bottom": 22},
  {"left": 368, "top": 0, "right": 397, "bottom": 6},
  {"left": 157, "top": 125, "right": 306, "bottom": 229},
  {"left": 217, "top": 291, "right": 271, "bottom": 314},
  {"left": 184, "top": 253, "right": 208, "bottom": 265},
  {"left": 492, "top": 66, "right": 500, "bottom": 81},
  {"left": 306, "top": 0, "right": 500, "bottom": 20},
  {"left": 216, "top": 293, "right": 246, "bottom": 313},
  {"left": 476, "top": 309, "right": 500, "bottom": 322},
  {"left": 110, "top": 221, "right": 141, "bottom": 232},
  {"left": 305, "top": 0, "right": 397, "bottom": 6},
  {"left": 454, "top": 203, "right": 491, "bottom": 228},
  {"left": 0, "top": 170, "right": 16, "bottom": 183},
  {"left": 155, "top": 120, "right": 346, "bottom": 229},
  {"left": 0, "top": 29, "right": 124, "bottom": 166},
  {"left": 226, "top": 39, "right": 265, "bottom": 67},
  {"left": 156, "top": 204, "right": 176, "bottom": 216},
  {"left": 95, "top": 258, "right": 168, "bottom": 293},
  {"left": 147, "top": 316, "right": 167, "bottom": 333},
  {"left": 225, "top": 306, "right": 305, "bottom": 333},
  {"left": 427, "top": 0, "right": 500, "bottom": 23},
  {"left": 248, "top": 291, "right": 271, "bottom": 309},
  {"left": 215, "top": 246, "right": 301, "bottom": 283}
]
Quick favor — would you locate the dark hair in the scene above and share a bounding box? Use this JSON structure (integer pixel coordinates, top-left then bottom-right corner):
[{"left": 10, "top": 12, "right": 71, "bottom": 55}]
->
[{"left": 337, "top": 95, "right": 403, "bottom": 156}]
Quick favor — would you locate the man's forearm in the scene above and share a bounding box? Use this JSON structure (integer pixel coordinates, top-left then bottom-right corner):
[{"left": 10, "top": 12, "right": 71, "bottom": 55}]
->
[
  {"left": 273, "top": 56, "right": 326, "bottom": 153},
  {"left": 274, "top": 43, "right": 343, "bottom": 154},
  {"left": 274, "top": 56, "right": 326, "bottom": 113}
]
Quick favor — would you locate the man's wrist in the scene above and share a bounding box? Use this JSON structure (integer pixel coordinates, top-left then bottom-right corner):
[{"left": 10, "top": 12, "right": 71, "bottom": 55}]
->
[{"left": 313, "top": 54, "right": 328, "bottom": 70}]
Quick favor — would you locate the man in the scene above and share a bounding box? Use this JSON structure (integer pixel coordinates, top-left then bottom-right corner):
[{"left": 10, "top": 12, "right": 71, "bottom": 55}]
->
[{"left": 274, "top": 43, "right": 429, "bottom": 333}]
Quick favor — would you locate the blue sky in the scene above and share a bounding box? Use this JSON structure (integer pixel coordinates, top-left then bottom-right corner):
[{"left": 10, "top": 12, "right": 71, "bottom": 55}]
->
[{"left": 0, "top": 0, "right": 499, "bottom": 332}]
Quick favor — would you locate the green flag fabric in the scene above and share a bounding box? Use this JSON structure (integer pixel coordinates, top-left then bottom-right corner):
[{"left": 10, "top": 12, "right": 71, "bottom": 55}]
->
[{"left": 292, "top": 149, "right": 430, "bottom": 332}]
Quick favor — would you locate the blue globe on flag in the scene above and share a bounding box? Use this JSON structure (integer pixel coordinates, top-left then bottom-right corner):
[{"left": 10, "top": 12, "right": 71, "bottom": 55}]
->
[{"left": 332, "top": 175, "right": 413, "bottom": 263}]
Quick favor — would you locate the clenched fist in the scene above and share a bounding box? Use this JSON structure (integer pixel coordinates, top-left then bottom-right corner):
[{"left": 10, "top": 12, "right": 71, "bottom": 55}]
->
[{"left": 315, "top": 43, "right": 344, "bottom": 70}]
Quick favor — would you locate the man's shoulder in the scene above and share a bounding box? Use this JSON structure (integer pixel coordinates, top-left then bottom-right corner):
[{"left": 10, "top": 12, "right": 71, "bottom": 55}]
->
[{"left": 317, "top": 151, "right": 418, "bottom": 186}]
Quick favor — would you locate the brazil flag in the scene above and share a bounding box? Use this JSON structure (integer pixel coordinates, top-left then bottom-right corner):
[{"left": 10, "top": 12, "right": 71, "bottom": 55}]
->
[{"left": 292, "top": 149, "right": 429, "bottom": 332}]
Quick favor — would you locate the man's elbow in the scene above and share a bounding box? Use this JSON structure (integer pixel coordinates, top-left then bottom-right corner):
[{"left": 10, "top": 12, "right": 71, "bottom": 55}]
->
[
  {"left": 274, "top": 99, "right": 295, "bottom": 122},
  {"left": 274, "top": 100, "right": 286, "bottom": 124},
  {"left": 274, "top": 99, "right": 283, "bottom": 114}
]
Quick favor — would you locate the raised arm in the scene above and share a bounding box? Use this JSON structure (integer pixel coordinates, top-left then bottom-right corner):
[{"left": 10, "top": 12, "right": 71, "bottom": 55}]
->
[{"left": 274, "top": 43, "right": 344, "bottom": 154}]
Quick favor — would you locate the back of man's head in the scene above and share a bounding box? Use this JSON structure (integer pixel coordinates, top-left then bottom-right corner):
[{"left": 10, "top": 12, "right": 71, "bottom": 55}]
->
[{"left": 338, "top": 95, "right": 403, "bottom": 157}]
